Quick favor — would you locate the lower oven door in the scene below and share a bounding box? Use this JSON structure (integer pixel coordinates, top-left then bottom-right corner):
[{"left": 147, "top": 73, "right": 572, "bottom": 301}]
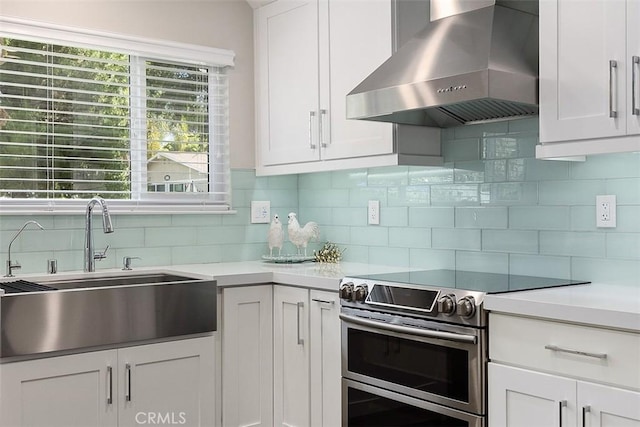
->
[
  {"left": 343, "top": 379, "right": 484, "bottom": 427},
  {"left": 340, "top": 308, "right": 485, "bottom": 415}
]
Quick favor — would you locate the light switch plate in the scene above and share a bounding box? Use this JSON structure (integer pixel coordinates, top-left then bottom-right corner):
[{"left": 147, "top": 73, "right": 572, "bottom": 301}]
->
[{"left": 251, "top": 201, "right": 271, "bottom": 223}]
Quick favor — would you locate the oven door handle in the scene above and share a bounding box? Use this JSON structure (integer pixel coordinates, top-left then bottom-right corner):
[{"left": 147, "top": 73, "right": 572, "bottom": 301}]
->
[{"left": 339, "top": 313, "right": 477, "bottom": 344}]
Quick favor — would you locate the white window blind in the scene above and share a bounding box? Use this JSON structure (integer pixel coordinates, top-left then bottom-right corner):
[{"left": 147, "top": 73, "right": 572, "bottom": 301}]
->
[{"left": 0, "top": 18, "right": 234, "bottom": 213}]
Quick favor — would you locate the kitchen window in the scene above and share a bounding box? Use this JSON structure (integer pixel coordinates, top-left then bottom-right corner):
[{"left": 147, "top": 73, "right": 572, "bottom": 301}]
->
[{"left": 0, "top": 18, "right": 235, "bottom": 213}]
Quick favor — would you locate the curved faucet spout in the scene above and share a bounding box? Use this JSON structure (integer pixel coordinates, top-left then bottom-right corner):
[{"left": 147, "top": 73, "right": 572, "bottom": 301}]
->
[
  {"left": 84, "top": 196, "right": 114, "bottom": 272},
  {"left": 5, "top": 220, "right": 45, "bottom": 277}
]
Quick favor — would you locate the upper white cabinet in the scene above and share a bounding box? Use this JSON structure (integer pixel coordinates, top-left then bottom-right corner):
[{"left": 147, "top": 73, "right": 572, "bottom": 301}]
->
[
  {"left": 537, "top": 0, "right": 640, "bottom": 158},
  {"left": 255, "top": 0, "right": 441, "bottom": 175}
]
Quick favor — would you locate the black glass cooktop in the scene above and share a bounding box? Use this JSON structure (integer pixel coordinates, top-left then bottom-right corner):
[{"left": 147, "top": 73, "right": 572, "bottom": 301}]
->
[{"left": 351, "top": 269, "right": 590, "bottom": 294}]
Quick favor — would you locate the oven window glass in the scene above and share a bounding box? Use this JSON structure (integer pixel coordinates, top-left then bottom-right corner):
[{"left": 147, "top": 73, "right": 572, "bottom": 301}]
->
[
  {"left": 348, "top": 328, "right": 469, "bottom": 402},
  {"left": 347, "top": 387, "right": 469, "bottom": 426}
]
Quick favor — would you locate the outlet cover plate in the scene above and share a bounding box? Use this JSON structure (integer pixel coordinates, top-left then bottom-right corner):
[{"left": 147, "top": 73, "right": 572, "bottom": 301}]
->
[
  {"left": 596, "top": 195, "right": 616, "bottom": 228},
  {"left": 251, "top": 201, "right": 271, "bottom": 224}
]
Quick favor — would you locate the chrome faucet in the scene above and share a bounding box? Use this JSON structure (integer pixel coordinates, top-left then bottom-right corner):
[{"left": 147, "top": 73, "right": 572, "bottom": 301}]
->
[
  {"left": 84, "top": 196, "right": 114, "bottom": 272},
  {"left": 5, "top": 220, "right": 45, "bottom": 277}
]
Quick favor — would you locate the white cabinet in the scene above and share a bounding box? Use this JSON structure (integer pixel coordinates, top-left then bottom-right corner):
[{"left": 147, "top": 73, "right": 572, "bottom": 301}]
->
[
  {"left": 537, "top": 0, "right": 640, "bottom": 158},
  {"left": 221, "top": 285, "right": 273, "bottom": 427},
  {"left": 255, "top": 0, "right": 441, "bottom": 175},
  {"left": 272, "top": 286, "right": 341, "bottom": 427},
  {"left": 488, "top": 312, "right": 640, "bottom": 427},
  {"left": 222, "top": 285, "right": 340, "bottom": 427},
  {"left": 0, "top": 336, "right": 215, "bottom": 427},
  {"left": 489, "top": 364, "right": 640, "bottom": 427}
]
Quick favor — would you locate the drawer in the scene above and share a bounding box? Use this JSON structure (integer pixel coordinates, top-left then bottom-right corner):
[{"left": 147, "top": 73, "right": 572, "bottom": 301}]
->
[{"left": 489, "top": 313, "right": 640, "bottom": 390}]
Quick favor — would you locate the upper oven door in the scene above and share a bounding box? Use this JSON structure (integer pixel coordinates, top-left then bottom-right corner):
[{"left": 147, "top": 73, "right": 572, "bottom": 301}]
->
[{"left": 340, "top": 308, "right": 486, "bottom": 415}]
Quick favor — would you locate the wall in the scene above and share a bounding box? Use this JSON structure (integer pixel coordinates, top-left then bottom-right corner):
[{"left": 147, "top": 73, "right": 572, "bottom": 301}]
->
[
  {"left": 1, "top": 0, "right": 256, "bottom": 169},
  {"left": 298, "top": 118, "right": 640, "bottom": 285}
]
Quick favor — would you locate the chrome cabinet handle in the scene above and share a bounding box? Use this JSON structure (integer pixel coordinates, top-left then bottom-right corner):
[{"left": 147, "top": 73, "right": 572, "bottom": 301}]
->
[
  {"left": 582, "top": 405, "right": 591, "bottom": 427},
  {"left": 609, "top": 60, "right": 618, "bottom": 118},
  {"left": 633, "top": 56, "right": 640, "bottom": 116},
  {"left": 559, "top": 400, "right": 567, "bottom": 427},
  {"left": 107, "top": 366, "right": 113, "bottom": 405},
  {"left": 319, "top": 109, "right": 327, "bottom": 148},
  {"left": 125, "top": 363, "right": 132, "bottom": 402},
  {"left": 339, "top": 313, "right": 477, "bottom": 344},
  {"left": 545, "top": 344, "right": 607, "bottom": 360},
  {"left": 309, "top": 111, "right": 317, "bottom": 149},
  {"left": 296, "top": 302, "right": 304, "bottom": 345},
  {"left": 311, "top": 298, "right": 335, "bottom": 305}
]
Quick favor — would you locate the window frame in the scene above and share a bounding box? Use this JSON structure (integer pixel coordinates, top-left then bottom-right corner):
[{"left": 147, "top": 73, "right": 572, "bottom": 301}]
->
[{"left": 0, "top": 17, "right": 235, "bottom": 214}]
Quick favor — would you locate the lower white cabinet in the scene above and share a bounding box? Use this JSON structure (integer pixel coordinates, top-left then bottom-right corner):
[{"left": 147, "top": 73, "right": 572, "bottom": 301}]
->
[
  {"left": 222, "top": 284, "right": 340, "bottom": 427},
  {"left": 0, "top": 336, "right": 216, "bottom": 427},
  {"left": 489, "top": 363, "right": 640, "bottom": 427},
  {"left": 488, "top": 312, "right": 640, "bottom": 427}
]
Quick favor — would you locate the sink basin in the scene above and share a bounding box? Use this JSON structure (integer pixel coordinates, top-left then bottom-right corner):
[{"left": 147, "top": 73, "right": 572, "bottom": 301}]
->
[
  {"left": 0, "top": 270, "right": 216, "bottom": 359},
  {"left": 42, "top": 272, "right": 200, "bottom": 289}
]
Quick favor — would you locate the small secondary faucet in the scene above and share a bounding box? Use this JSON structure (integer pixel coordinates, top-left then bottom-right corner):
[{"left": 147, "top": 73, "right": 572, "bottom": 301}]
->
[
  {"left": 84, "top": 196, "right": 114, "bottom": 272},
  {"left": 5, "top": 220, "right": 45, "bottom": 277}
]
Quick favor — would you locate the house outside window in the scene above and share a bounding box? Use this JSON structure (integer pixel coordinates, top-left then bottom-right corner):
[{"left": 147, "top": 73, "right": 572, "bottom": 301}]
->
[{"left": 0, "top": 18, "right": 234, "bottom": 213}]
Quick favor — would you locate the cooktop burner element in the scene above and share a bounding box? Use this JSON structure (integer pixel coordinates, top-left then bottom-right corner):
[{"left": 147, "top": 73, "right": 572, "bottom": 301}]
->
[{"left": 339, "top": 269, "right": 590, "bottom": 328}]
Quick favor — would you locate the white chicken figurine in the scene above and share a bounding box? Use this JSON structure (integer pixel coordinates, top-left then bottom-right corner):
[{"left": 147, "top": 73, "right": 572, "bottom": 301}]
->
[
  {"left": 268, "top": 214, "right": 284, "bottom": 257},
  {"left": 287, "top": 212, "right": 320, "bottom": 256}
]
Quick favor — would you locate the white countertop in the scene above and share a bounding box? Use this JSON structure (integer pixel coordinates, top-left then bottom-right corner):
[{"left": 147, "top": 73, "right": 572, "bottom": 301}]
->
[
  {"left": 4, "top": 261, "right": 639, "bottom": 332},
  {"left": 484, "top": 282, "right": 640, "bottom": 332}
]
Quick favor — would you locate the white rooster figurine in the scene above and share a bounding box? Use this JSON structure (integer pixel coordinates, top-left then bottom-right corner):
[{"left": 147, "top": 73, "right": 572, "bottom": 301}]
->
[
  {"left": 268, "top": 214, "right": 284, "bottom": 257},
  {"left": 287, "top": 212, "right": 320, "bottom": 256}
]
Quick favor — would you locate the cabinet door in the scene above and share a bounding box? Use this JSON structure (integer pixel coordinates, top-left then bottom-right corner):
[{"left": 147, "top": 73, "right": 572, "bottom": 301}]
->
[
  {"left": 309, "top": 290, "right": 341, "bottom": 427},
  {"left": 0, "top": 350, "right": 118, "bottom": 427},
  {"left": 118, "top": 336, "right": 215, "bottom": 427},
  {"left": 629, "top": 0, "right": 640, "bottom": 135},
  {"left": 579, "top": 381, "right": 640, "bottom": 427},
  {"left": 488, "top": 363, "right": 577, "bottom": 427},
  {"left": 319, "top": 0, "right": 394, "bottom": 160},
  {"left": 273, "top": 285, "right": 310, "bottom": 427},
  {"left": 222, "top": 285, "right": 273, "bottom": 427},
  {"left": 256, "top": 0, "right": 320, "bottom": 166},
  {"left": 540, "top": 0, "right": 627, "bottom": 143}
]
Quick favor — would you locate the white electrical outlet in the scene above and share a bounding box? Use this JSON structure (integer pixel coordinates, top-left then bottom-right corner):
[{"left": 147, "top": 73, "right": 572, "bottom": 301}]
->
[
  {"left": 596, "top": 195, "right": 616, "bottom": 228},
  {"left": 251, "top": 201, "right": 271, "bottom": 224},
  {"left": 368, "top": 200, "right": 380, "bottom": 225}
]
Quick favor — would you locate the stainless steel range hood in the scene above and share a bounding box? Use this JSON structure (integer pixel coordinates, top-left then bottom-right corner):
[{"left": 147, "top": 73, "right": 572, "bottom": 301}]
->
[{"left": 347, "top": 0, "right": 539, "bottom": 128}]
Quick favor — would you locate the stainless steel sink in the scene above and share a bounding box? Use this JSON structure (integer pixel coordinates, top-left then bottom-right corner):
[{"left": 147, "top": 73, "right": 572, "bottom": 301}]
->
[{"left": 0, "top": 270, "right": 216, "bottom": 359}]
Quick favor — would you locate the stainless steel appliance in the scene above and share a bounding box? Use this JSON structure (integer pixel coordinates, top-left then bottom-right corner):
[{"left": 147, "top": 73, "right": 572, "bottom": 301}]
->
[
  {"left": 346, "top": 0, "right": 539, "bottom": 127},
  {"left": 339, "top": 269, "right": 589, "bottom": 426}
]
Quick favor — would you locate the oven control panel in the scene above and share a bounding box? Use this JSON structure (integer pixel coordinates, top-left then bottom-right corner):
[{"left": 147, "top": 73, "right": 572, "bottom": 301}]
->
[{"left": 339, "top": 278, "right": 486, "bottom": 327}]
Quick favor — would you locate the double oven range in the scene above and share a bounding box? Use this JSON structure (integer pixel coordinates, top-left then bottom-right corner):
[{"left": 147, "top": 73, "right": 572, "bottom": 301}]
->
[{"left": 339, "top": 269, "right": 589, "bottom": 427}]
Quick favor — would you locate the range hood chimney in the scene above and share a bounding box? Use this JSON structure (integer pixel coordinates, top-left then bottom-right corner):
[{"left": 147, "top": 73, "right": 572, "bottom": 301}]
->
[{"left": 346, "top": 0, "right": 539, "bottom": 128}]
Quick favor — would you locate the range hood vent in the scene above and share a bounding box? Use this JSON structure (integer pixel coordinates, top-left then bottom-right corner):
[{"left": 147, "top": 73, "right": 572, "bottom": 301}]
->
[{"left": 347, "top": 1, "right": 539, "bottom": 128}]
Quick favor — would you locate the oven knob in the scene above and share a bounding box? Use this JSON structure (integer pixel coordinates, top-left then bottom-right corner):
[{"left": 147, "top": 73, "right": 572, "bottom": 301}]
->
[
  {"left": 456, "top": 296, "right": 476, "bottom": 318},
  {"left": 339, "top": 282, "right": 354, "bottom": 301},
  {"left": 353, "top": 284, "right": 369, "bottom": 303},
  {"left": 437, "top": 294, "right": 457, "bottom": 316}
]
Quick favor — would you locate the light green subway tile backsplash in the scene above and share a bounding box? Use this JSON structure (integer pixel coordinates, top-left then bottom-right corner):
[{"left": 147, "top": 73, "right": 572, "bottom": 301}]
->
[
  {"left": 432, "top": 228, "right": 481, "bottom": 251},
  {"left": 482, "top": 230, "right": 539, "bottom": 254},
  {"left": 508, "top": 254, "right": 571, "bottom": 279},
  {"left": 539, "top": 231, "right": 606, "bottom": 258},
  {"left": 2, "top": 121, "right": 639, "bottom": 283},
  {"left": 369, "top": 246, "right": 410, "bottom": 267},
  {"left": 455, "top": 251, "right": 509, "bottom": 273},
  {"left": 455, "top": 207, "right": 508, "bottom": 229},
  {"left": 388, "top": 227, "right": 431, "bottom": 249}
]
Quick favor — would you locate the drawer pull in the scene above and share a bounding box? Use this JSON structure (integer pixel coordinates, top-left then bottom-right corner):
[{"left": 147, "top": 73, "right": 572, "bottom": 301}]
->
[
  {"left": 582, "top": 405, "right": 591, "bottom": 427},
  {"left": 545, "top": 344, "right": 607, "bottom": 360},
  {"left": 559, "top": 400, "right": 567, "bottom": 427}
]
